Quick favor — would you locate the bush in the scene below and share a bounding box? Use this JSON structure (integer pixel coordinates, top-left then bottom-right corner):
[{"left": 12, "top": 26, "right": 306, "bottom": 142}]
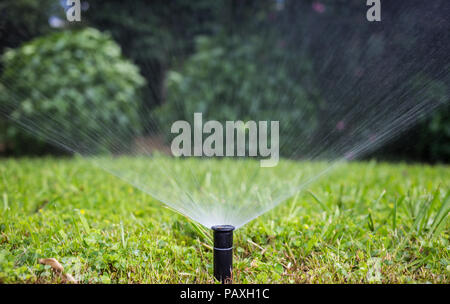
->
[
  {"left": 0, "top": 28, "right": 146, "bottom": 155},
  {"left": 156, "top": 35, "right": 321, "bottom": 156}
]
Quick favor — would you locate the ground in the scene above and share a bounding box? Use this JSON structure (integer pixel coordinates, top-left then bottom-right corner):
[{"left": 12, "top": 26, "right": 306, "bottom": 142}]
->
[{"left": 0, "top": 158, "right": 448, "bottom": 283}]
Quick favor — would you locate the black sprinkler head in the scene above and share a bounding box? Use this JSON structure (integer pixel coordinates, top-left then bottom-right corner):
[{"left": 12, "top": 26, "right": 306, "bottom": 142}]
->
[{"left": 211, "top": 225, "right": 235, "bottom": 283}]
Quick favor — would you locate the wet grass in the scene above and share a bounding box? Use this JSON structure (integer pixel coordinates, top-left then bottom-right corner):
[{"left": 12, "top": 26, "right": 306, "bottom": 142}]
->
[{"left": 0, "top": 157, "right": 448, "bottom": 283}]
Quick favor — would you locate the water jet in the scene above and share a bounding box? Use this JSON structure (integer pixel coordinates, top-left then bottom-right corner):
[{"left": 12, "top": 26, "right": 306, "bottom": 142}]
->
[{"left": 211, "top": 225, "right": 235, "bottom": 283}]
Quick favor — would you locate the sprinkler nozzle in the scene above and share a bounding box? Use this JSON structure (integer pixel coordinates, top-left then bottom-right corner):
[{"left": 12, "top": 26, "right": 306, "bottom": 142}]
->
[{"left": 211, "top": 225, "right": 235, "bottom": 283}]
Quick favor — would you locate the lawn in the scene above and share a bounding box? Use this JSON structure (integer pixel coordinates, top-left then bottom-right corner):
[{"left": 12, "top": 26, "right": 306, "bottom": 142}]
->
[{"left": 0, "top": 158, "right": 448, "bottom": 283}]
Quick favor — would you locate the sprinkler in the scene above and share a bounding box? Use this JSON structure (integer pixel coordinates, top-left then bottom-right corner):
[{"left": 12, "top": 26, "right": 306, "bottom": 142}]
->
[{"left": 211, "top": 225, "right": 235, "bottom": 283}]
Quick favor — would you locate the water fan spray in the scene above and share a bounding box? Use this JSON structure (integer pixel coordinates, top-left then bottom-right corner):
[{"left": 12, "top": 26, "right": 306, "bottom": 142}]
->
[{"left": 211, "top": 225, "right": 235, "bottom": 283}]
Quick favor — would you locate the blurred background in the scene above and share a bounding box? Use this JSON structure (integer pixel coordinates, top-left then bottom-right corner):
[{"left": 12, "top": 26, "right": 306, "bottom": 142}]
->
[{"left": 0, "top": 0, "right": 448, "bottom": 162}]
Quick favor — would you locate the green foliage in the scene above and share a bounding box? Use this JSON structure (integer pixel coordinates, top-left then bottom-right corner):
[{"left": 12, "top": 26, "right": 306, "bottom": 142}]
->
[
  {"left": 0, "top": 1, "right": 448, "bottom": 162},
  {"left": 156, "top": 35, "right": 320, "bottom": 155},
  {"left": 0, "top": 28, "right": 146, "bottom": 154},
  {"left": 0, "top": 158, "right": 448, "bottom": 283}
]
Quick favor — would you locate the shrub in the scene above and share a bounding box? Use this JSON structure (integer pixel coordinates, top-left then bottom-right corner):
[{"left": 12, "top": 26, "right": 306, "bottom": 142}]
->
[
  {"left": 155, "top": 35, "right": 321, "bottom": 156},
  {"left": 0, "top": 28, "right": 146, "bottom": 155}
]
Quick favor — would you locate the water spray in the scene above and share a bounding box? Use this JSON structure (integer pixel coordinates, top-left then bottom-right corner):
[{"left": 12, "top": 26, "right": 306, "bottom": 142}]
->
[{"left": 211, "top": 225, "right": 235, "bottom": 283}]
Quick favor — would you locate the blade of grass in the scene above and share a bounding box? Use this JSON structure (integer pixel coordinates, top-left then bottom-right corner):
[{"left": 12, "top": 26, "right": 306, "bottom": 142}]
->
[
  {"left": 367, "top": 211, "right": 374, "bottom": 232},
  {"left": 429, "top": 190, "right": 450, "bottom": 237},
  {"left": 392, "top": 195, "right": 404, "bottom": 231},
  {"left": 189, "top": 220, "right": 212, "bottom": 245},
  {"left": 306, "top": 190, "right": 328, "bottom": 211}
]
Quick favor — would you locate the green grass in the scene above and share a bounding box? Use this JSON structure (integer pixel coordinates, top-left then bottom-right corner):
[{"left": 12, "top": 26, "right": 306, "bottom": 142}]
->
[{"left": 0, "top": 157, "right": 449, "bottom": 283}]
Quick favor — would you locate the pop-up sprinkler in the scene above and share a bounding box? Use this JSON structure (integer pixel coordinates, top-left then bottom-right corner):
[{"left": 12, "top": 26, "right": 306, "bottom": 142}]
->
[{"left": 211, "top": 225, "right": 235, "bottom": 283}]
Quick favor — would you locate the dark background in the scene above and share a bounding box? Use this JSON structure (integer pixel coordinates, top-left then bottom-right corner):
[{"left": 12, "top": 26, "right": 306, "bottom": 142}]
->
[{"left": 0, "top": 0, "right": 448, "bottom": 162}]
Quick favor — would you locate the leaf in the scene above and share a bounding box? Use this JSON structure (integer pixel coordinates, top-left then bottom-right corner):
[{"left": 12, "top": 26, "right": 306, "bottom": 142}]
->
[
  {"left": 39, "top": 258, "right": 77, "bottom": 284},
  {"left": 78, "top": 212, "right": 90, "bottom": 233},
  {"left": 274, "top": 263, "right": 284, "bottom": 274}
]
